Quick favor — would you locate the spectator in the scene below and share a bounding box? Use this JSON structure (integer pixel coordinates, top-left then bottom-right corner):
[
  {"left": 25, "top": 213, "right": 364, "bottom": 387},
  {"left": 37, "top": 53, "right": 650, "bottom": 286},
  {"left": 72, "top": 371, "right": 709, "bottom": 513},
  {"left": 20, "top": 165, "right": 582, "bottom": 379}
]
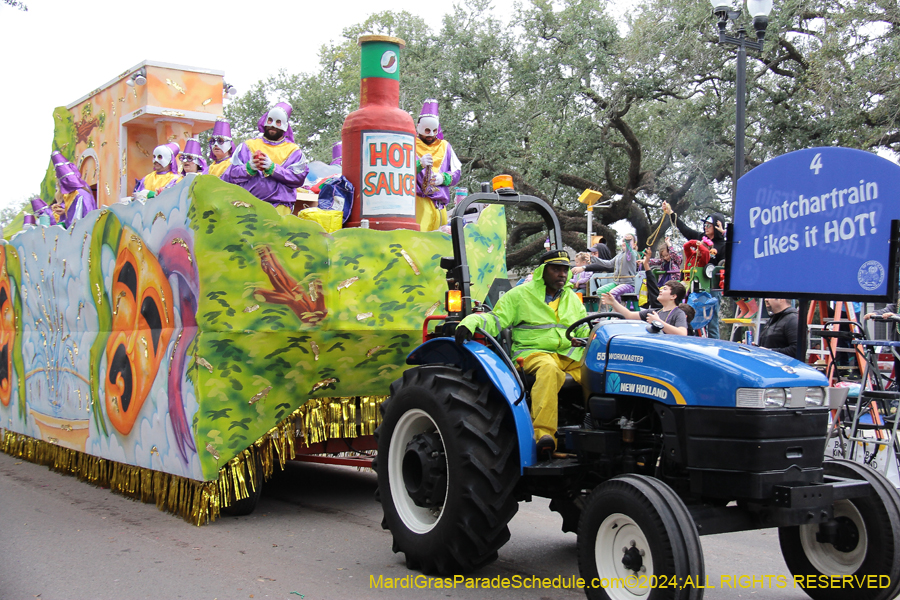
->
[
  {"left": 639, "top": 251, "right": 662, "bottom": 310},
  {"left": 591, "top": 239, "right": 613, "bottom": 262},
  {"left": 662, "top": 201, "right": 728, "bottom": 338},
  {"left": 570, "top": 252, "right": 593, "bottom": 291},
  {"left": 647, "top": 240, "right": 682, "bottom": 287},
  {"left": 603, "top": 280, "right": 688, "bottom": 336},
  {"left": 572, "top": 234, "right": 639, "bottom": 303},
  {"left": 680, "top": 304, "right": 697, "bottom": 336},
  {"left": 757, "top": 298, "right": 799, "bottom": 358}
]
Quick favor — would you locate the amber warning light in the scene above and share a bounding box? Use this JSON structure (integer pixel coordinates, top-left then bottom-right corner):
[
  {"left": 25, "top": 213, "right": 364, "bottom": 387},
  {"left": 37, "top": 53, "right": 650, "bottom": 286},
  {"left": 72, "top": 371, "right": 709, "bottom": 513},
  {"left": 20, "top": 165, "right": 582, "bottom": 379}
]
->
[
  {"left": 446, "top": 290, "right": 463, "bottom": 314},
  {"left": 491, "top": 174, "right": 514, "bottom": 191}
]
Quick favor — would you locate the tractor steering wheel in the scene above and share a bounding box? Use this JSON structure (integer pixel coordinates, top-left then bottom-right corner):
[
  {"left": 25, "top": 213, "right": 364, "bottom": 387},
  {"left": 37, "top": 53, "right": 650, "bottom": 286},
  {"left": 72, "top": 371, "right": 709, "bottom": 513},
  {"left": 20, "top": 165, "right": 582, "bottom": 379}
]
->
[{"left": 565, "top": 312, "right": 624, "bottom": 343}]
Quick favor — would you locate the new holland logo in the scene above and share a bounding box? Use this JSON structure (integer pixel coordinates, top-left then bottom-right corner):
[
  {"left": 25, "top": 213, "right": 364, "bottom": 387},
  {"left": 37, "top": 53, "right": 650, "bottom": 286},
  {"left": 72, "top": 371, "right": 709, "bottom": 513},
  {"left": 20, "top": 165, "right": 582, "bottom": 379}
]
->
[{"left": 607, "top": 372, "right": 621, "bottom": 393}]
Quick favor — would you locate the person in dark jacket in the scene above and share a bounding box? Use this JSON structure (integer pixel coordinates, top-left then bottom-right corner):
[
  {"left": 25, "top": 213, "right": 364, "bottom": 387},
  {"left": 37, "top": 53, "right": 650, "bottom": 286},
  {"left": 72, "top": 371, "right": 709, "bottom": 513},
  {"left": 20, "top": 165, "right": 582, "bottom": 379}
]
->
[
  {"left": 757, "top": 298, "right": 799, "bottom": 358},
  {"left": 591, "top": 240, "right": 613, "bottom": 261},
  {"left": 589, "top": 240, "right": 614, "bottom": 272}
]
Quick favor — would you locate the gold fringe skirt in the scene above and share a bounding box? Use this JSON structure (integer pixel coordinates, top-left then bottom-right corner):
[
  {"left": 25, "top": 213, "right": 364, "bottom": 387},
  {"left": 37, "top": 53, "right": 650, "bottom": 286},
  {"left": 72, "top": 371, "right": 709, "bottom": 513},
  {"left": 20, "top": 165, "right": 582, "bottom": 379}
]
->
[{"left": 0, "top": 395, "right": 384, "bottom": 526}]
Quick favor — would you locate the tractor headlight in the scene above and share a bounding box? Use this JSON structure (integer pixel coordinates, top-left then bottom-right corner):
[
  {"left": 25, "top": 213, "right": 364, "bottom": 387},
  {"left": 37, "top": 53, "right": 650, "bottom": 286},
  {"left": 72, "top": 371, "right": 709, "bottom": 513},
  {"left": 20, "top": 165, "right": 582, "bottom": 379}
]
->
[
  {"left": 805, "top": 387, "right": 826, "bottom": 407},
  {"left": 765, "top": 388, "right": 787, "bottom": 408},
  {"left": 736, "top": 387, "right": 825, "bottom": 408}
]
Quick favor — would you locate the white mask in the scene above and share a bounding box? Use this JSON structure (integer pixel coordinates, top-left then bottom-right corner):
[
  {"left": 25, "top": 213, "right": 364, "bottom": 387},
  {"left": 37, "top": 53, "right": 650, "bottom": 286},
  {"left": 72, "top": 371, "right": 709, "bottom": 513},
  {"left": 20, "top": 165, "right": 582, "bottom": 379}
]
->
[
  {"left": 417, "top": 116, "right": 439, "bottom": 137},
  {"left": 211, "top": 137, "right": 232, "bottom": 153},
  {"left": 265, "top": 106, "right": 289, "bottom": 132},
  {"left": 153, "top": 145, "right": 173, "bottom": 169}
]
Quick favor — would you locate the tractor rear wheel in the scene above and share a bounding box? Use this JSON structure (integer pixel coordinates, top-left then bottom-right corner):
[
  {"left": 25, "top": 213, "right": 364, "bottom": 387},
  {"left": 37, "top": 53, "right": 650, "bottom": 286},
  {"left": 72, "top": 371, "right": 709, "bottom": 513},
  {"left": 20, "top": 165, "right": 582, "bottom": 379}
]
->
[
  {"left": 779, "top": 459, "right": 900, "bottom": 600},
  {"left": 375, "top": 365, "right": 520, "bottom": 575}
]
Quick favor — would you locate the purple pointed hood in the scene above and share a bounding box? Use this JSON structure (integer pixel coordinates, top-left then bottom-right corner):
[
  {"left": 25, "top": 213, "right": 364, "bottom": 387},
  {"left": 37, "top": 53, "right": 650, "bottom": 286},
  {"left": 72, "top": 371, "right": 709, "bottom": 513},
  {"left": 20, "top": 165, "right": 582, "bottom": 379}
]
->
[
  {"left": 330, "top": 141, "right": 342, "bottom": 166},
  {"left": 257, "top": 102, "right": 294, "bottom": 143},
  {"left": 179, "top": 139, "right": 208, "bottom": 175},
  {"left": 208, "top": 119, "right": 233, "bottom": 160},
  {"left": 417, "top": 98, "right": 444, "bottom": 140},
  {"left": 30, "top": 198, "right": 57, "bottom": 224},
  {"left": 51, "top": 151, "right": 90, "bottom": 194}
]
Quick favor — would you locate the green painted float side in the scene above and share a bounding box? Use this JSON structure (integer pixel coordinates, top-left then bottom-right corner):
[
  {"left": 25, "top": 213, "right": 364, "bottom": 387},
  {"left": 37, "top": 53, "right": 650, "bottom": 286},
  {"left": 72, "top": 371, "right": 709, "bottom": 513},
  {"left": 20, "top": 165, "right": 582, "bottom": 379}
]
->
[
  {"left": 189, "top": 176, "right": 505, "bottom": 479},
  {"left": 0, "top": 174, "right": 507, "bottom": 482}
]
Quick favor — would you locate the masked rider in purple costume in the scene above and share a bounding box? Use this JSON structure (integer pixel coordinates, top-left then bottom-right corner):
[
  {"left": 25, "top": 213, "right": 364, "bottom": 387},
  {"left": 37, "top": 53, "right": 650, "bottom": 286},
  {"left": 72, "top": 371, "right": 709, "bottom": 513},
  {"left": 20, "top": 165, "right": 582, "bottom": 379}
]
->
[
  {"left": 222, "top": 102, "right": 308, "bottom": 214},
  {"left": 207, "top": 119, "right": 234, "bottom": 179},
  {"left": 414, "top": 99, "right": 461, "bottom": 232},
  {"left": 134, "top": 143, "right": 182, "bottom": 198},
  {"left": 50, "top": 152, "right": 97, "bottom": 228},
  {"left": 179, "top": 138, "right": 208, "bottom": 175}
]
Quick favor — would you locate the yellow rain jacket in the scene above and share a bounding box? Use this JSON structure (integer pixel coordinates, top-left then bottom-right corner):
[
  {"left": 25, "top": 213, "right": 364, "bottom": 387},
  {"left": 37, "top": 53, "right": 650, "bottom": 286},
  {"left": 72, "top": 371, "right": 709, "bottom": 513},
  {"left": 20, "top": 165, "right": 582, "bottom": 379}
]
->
[{"left": 459, "top": 264, "right": 590, "bottom": 362}]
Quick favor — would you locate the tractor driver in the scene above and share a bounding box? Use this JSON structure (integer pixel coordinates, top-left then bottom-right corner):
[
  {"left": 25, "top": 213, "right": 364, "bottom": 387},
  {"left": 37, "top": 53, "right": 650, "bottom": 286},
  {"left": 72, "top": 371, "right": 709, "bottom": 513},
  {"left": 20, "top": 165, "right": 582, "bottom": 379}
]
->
[{"left": 454, "top": 250, "right": 589, "bottom": 458}]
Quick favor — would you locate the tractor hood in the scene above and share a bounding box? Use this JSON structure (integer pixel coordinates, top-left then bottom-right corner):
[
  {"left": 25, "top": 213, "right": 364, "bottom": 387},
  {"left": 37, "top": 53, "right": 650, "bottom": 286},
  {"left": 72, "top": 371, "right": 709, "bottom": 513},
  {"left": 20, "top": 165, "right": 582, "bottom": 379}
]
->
[{"left": 582, "top": 320, "right": 828, "bottom": 408}]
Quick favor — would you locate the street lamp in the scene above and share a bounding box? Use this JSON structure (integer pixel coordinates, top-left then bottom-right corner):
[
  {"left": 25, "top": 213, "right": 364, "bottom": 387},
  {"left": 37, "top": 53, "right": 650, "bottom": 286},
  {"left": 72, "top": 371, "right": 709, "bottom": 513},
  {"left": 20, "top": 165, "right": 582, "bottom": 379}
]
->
[{"left": 710, "top": 0, "right": 773, "bottom": 200}]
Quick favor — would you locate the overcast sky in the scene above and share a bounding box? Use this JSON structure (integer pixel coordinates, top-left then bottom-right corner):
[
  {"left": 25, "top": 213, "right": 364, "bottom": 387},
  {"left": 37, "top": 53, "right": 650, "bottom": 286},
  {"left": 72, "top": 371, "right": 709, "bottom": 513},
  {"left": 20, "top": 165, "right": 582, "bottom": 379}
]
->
[{"left": 0, "top": 0, "right": 530, "bottom": 210}]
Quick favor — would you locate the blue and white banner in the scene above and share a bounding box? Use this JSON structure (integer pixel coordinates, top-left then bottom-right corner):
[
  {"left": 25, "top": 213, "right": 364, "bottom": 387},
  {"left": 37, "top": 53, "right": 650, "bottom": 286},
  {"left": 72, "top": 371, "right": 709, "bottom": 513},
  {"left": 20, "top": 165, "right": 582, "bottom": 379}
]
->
[{"left": 729, "top": 147, "right": 900, "bottom": 300}]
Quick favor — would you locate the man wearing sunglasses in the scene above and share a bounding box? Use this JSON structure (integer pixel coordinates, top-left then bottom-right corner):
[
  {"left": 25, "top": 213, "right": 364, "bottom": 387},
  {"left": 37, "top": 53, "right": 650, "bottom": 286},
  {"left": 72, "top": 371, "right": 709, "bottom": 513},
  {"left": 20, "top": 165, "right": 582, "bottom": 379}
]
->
[
  {"left": 134, "top": 142, "right": 182, "bottom": 198},
  {"left": 207, "top": 119, "right": 233, "bottom": 178},
  {"left": 222, "top": 103, "right": 308, "bottom": 214}
]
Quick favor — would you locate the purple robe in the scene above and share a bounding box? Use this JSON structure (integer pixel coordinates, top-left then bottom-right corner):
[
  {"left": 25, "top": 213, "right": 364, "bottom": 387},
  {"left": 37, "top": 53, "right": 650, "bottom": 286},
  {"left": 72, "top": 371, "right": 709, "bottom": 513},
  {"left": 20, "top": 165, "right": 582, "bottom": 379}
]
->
[
  {"left": 221, "top": 138, "right": 309, "bottom": 208},
  {"left": 60, "top": 189, "right": 98, "bottom": 228},
  {"left": 415, "top": 139, "right": 462, "bottom": 209}
]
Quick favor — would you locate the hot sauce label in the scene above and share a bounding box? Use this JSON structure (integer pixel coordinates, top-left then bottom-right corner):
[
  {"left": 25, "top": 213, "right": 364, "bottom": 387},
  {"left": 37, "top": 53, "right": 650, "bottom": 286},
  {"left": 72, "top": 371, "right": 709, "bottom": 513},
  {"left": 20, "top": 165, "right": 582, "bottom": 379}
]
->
[{"left": 361, "top": 131, "right": 416, "bottom": 216}]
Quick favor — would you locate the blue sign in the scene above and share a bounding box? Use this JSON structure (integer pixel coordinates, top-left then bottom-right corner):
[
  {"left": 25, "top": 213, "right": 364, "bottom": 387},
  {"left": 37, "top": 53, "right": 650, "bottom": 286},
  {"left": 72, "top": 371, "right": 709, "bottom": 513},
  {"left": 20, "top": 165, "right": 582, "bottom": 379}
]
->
[{"left": 728, "top": 147, "right": 900, "bottom": 300}]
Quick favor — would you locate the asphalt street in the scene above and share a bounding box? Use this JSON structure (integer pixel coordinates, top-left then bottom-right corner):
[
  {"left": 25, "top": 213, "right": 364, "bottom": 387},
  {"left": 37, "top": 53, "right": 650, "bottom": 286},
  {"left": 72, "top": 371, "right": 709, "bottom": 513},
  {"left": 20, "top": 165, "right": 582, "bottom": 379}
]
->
[{"left": 0, "top": 451, "right": 841, "bottom": 600}]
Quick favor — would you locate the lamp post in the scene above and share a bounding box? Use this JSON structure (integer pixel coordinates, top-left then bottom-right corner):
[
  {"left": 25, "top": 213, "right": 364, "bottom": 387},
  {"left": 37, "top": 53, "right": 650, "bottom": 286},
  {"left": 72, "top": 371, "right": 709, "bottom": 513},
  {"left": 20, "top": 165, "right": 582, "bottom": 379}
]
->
[{"left": 710, "top": 0, "right": 773, "bottom": 201}]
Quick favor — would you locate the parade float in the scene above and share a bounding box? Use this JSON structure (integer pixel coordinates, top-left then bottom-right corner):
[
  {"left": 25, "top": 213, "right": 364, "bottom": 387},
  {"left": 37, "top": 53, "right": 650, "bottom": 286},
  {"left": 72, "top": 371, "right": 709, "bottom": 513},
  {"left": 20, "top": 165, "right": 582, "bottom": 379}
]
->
[{"left": 1, "top": 43, "right": 509, "bottom": 524}]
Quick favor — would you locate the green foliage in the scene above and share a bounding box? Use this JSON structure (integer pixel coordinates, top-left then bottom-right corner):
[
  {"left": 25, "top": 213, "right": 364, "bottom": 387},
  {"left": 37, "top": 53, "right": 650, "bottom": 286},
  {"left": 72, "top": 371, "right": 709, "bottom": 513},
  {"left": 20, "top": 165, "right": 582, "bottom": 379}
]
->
[
  {"left": 224, "top": 0, "right": 900, "bottom": 264},
  {"left": 1, "top": 200, "right": 28, "bottom": 240},
  {"left": 39, "top": 107, "right": 79, "bottom": 204}
]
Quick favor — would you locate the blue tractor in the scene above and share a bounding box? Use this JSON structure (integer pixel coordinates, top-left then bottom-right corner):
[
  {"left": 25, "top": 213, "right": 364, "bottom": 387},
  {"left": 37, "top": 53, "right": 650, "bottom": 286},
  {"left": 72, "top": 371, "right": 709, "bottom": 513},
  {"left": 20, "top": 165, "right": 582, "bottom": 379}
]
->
[{"left": 374, "top": 190, "right": 900, "bottom": 600}]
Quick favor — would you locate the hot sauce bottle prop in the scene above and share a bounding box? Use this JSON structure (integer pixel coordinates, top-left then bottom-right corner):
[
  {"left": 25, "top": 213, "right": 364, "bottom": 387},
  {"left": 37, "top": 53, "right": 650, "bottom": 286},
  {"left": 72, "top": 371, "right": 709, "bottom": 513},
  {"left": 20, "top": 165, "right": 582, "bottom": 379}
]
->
[{"left": 342, "top": 35, "right": 419, "bottom": 231}]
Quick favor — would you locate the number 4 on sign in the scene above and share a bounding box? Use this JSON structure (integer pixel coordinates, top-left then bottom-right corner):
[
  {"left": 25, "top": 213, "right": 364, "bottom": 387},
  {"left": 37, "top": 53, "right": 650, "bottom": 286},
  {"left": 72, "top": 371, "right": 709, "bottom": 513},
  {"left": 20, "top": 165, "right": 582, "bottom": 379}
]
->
[{"left": 810, "top": 153, "right": 823, "bottom": 175}]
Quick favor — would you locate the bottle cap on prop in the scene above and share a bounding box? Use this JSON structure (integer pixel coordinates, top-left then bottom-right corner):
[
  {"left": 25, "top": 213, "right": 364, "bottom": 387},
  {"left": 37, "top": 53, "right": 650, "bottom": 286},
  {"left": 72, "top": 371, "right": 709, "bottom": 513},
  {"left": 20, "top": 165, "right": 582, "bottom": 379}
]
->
[
  {"left": 358, "top": 35, "right": 406, "bottom": 81},
  {"left": 23, "top": 214, "right": 36, "bottom": 226}
]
